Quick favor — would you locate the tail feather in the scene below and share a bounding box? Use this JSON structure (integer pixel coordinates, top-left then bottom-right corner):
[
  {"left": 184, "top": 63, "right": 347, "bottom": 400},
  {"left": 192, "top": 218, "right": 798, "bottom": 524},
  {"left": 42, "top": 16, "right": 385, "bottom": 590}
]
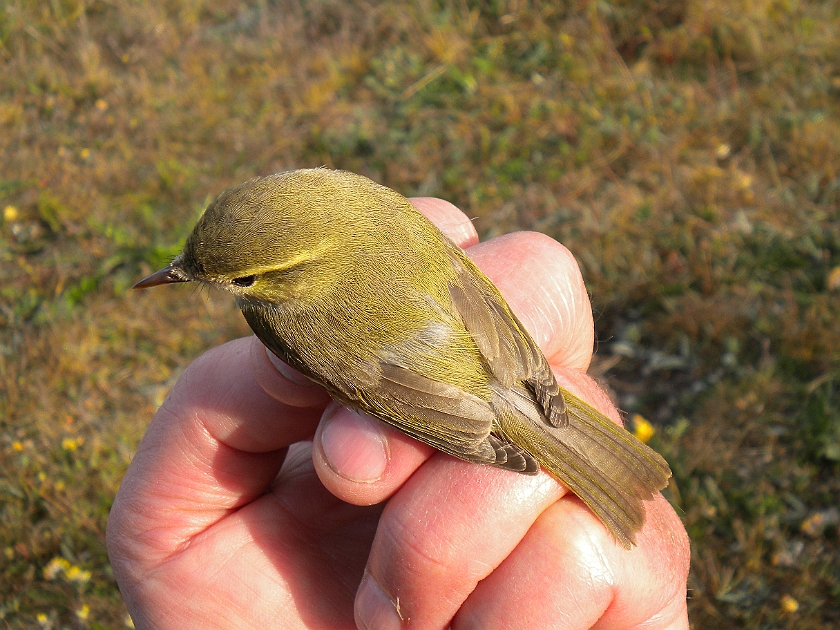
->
[
  {"left": 494, "top": 386, "right": 672, "bottom": 549},
  {"left": 562, "top": 393, "right": 671, "bottom": 495}
]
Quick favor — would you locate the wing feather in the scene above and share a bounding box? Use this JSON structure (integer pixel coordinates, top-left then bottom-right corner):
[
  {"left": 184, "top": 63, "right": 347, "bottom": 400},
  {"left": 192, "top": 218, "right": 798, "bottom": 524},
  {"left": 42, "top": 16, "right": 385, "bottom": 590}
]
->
[
  {"left": 373, "top": 363, "right": 497, "bottom": 461},
  {"left": 447, "top": 253, "right": 568, "bottom": 428}
]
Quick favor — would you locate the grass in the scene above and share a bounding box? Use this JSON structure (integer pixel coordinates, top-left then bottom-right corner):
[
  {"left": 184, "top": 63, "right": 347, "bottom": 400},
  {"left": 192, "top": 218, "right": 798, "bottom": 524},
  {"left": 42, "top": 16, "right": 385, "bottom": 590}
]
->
[{"left": 1, "top": 0, "right": 838, "bottom": 627}]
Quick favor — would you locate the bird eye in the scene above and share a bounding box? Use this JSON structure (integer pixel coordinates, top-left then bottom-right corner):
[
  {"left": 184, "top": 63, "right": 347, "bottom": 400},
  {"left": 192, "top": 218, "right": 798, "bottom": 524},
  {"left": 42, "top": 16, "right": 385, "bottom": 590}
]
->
[{"left": 231, "top": 275, "right": 256, "bottom": 287}]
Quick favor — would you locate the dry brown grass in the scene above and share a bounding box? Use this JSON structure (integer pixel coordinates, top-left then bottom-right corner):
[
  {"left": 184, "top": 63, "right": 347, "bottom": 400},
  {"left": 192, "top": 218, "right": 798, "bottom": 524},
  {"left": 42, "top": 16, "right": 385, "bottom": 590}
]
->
[{"left": 2, "top": 1, "right": 838, "bottom": 627}]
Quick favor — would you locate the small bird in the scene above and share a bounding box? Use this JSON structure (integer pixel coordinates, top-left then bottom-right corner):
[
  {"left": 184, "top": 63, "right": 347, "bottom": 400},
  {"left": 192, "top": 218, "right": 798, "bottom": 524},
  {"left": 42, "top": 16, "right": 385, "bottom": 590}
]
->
[{"left": 134, "top": 168, "right": 671, "bottom": 548}]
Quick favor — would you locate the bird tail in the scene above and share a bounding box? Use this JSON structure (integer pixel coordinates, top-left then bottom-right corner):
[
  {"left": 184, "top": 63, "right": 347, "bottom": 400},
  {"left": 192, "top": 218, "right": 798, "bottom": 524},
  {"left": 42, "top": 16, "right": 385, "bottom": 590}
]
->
[{"left": 494, "top": 386, "right": 672, "bottom": 549}]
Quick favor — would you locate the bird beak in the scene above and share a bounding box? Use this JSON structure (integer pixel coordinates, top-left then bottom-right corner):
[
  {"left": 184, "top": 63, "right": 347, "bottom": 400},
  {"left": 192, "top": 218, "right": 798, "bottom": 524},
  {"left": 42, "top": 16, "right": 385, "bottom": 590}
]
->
[{"left": 133, "top": 265, "right": 190, "bottom": 289}]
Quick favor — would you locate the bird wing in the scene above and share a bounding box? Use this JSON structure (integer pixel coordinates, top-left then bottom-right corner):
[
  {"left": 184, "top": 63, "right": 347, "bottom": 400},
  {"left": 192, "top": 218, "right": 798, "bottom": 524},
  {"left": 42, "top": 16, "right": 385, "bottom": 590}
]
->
[
  {"left": 446, "top": 250, "right": 568, "bottom": 428},
  {"left": 367, "top": 362, "right": 535, "bottom": 472}
]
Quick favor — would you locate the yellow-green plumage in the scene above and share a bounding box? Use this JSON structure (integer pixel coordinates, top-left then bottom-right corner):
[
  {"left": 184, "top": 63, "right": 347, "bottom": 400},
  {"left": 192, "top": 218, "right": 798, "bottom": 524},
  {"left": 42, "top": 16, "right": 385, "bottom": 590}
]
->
[{"left": 134, "top": 168, "right": 671, "bottom": 548}]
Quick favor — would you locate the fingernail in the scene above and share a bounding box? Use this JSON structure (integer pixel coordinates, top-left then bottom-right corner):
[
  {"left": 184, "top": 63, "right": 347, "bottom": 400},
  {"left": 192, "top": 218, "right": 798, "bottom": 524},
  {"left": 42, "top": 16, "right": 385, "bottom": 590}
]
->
[
  {"left": 320, "top": 408, "right": 388, "bottom": 483},
  {"left": 265, "top": 347, "right": 316, "bottom": 386},
  {"left": 355, "top": 573, "right": 403, "bottom": 630}
]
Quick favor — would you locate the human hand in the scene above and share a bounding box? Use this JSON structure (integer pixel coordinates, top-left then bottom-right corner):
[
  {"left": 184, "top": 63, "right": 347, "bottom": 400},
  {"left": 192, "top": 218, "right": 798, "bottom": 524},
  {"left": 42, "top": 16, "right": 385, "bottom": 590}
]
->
[{"left": 107, "top": 198, "right": 690, "bottom": 629}]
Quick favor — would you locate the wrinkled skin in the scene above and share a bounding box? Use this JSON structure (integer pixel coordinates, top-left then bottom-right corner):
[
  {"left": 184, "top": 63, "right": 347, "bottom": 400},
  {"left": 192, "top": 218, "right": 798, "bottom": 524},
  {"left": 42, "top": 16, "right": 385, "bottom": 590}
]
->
[{"left": 107, "top": 197, "right": 690, "bottom": 629}]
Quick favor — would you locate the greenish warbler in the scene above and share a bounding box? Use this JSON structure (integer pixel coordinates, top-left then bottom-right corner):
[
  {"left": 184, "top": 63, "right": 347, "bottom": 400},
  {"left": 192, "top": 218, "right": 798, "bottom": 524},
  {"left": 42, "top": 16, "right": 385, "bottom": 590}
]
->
[{"left": 134, "top": 168, "right": 671, "bottom": 548}]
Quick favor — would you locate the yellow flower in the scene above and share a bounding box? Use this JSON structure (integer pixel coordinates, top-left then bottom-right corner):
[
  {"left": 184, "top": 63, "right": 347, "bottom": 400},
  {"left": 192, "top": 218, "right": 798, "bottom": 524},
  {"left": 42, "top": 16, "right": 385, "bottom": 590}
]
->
[
  {"left": 12, "top": 440, "right": 23, "bottom": 451},
  {"left": 631, "top": 414, "right": 655, "bottom": 443},
  {"left": 3, "top": 205, "right": 18, "bottom": 221},
  {"left": 44, "top": 557, "right": 71, "bottom": 580},
  {"left": 827, "top": 266, "right": 840, "bottom": 292},
  {"left": 780, "top": 594, "right": 799, "bottom": 613},
  {"left": 65, "top": 565, "right": 92, "bottom": 583},
  {"left": 62, "top": 437, "right": 80, "bottom": 451},
  {"left": 76, "top": 604, "right": 90, "bottom": 620}
]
